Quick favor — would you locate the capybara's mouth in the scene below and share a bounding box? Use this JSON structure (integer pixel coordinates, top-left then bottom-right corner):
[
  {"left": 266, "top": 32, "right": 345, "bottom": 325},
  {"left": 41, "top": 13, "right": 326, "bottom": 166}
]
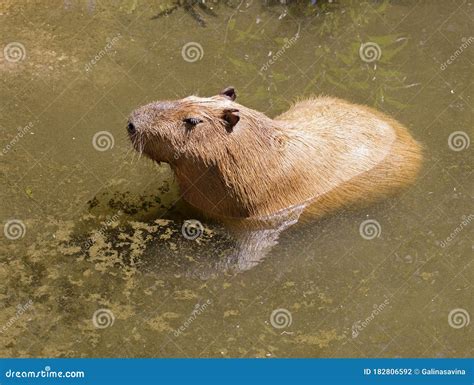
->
[{"left": 127, "top": 125, "right": 167, "bottom": 163}]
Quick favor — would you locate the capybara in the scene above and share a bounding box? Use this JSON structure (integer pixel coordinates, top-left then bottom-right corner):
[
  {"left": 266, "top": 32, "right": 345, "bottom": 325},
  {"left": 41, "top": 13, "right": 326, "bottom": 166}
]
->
[{"left": 127, "top": 87, "right": 422, "bottom": 221}]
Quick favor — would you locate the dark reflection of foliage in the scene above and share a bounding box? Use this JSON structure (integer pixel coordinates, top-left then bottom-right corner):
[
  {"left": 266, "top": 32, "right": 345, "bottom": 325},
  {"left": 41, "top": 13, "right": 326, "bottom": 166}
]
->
[
  {"left": 253, "top": 0, "right": 413, "bottom": 110},
  {"left": 151, "top": 0, "right": 333, "bottom": 26},
  {"left": 150, "top": 0, "right": 411, "bottom": 109},
  {"left": 151, "top": 0, "right": 218, "bottom": 27}
]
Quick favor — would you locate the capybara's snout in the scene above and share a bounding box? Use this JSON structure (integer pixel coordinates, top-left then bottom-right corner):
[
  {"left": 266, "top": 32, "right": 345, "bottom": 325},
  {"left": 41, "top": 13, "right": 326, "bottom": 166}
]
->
[{"left": 126, "top": 121, "right": 136, "bottom": 135}]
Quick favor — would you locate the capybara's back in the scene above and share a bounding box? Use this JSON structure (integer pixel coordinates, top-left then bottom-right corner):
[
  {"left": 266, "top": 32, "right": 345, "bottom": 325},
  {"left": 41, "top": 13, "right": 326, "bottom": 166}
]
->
[{"left": 276, "top": 97, "right": 423, "bottom": 218}]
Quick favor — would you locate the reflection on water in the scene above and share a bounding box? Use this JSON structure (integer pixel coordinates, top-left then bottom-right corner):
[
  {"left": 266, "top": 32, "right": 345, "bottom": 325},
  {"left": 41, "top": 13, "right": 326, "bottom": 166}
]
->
[
  {"left": 0, "top": 0, "right": 472, "bottom": 358},
  {"left": 216, "top": 204, "right": 307, "bottom": 274}
]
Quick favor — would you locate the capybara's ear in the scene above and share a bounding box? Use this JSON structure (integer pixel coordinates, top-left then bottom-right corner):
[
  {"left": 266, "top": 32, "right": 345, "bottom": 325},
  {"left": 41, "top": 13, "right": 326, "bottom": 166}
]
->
[
  {"left": 220, "top": 87, "right": 237, "bottom": 101},
  {"left": 222, "top": 108, "right": 240, "bottom": 131}
]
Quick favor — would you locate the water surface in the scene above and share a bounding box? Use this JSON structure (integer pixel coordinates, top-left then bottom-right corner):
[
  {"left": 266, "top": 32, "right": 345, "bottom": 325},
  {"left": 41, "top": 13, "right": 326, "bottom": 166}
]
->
[{"left": 0, "top": 0, "right": 472, "bottom": 358}]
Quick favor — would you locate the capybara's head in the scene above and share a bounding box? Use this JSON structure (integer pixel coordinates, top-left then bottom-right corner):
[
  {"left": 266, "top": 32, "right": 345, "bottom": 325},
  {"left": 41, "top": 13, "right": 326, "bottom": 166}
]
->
[
  {"left": 127, "top": 87, "right": 290, "bottom": 217},
  {"left": 127, "top": 87, "right": 272, "bottom": 164}
]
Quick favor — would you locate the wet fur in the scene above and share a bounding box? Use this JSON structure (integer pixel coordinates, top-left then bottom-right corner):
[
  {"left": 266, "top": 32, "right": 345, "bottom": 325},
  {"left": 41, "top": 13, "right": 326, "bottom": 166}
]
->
[{"left": 128, "top": 91, "right": 423, "bottom": 221}]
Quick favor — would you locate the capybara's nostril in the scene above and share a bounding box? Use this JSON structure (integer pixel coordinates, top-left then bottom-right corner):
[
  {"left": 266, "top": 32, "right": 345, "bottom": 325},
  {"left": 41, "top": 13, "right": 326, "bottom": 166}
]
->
[{"left": 127, "top": 122, "right": 136, "bottom": 135}]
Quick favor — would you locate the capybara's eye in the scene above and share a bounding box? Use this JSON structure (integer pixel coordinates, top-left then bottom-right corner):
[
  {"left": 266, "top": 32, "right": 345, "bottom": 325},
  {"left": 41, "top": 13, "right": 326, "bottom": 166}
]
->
[{"left": 183, "top": 117, "right": 203, "bottom": 126}]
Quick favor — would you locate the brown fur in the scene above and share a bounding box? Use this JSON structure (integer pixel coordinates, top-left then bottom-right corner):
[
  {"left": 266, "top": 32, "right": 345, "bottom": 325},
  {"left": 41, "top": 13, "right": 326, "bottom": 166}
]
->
[{"left": 128, "top": 89, "right": 423, "bottom": 222}]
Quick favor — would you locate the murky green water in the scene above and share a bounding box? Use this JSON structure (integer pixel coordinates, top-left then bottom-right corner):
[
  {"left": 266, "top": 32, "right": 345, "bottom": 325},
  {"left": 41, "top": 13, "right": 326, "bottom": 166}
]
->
[{"left": 1, "top": 0, "right": 472, "bottom": 358}]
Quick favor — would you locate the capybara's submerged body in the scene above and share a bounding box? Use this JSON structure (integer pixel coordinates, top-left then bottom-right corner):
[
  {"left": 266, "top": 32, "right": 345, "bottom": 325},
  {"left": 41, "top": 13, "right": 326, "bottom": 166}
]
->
[{"left": 128, "top": 88, "right": 422, "bottom": 221}]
